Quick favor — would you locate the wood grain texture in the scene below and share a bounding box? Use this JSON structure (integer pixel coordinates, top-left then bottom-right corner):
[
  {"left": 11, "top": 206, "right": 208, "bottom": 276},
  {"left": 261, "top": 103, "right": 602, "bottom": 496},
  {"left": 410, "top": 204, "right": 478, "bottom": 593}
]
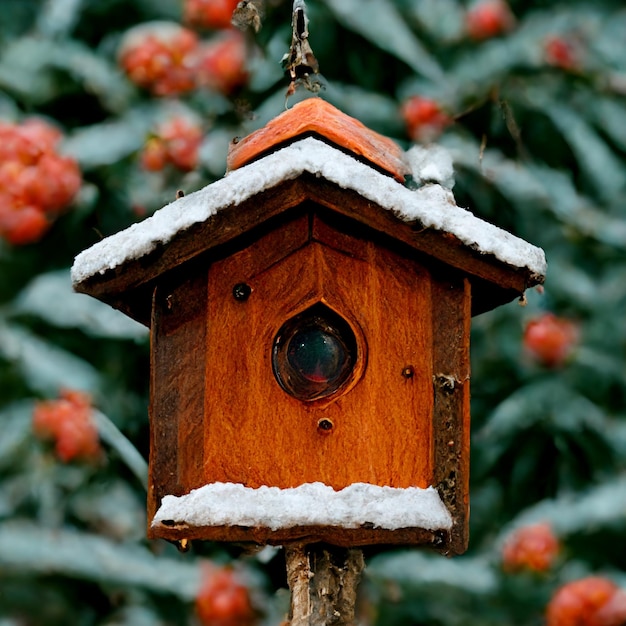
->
[
  {"left": 150, "top": 520, "right": 444, "bottom": 549},
  {"left": 226, "top": 98, "right": 409, "bottom": 182},
  {"left": 431, "top": 273, "right": 471, "bottom": 555},
  {"left": 202, "top": 215, "right": 433, "bottom": 491},
  {"left": 285, "top": 544, "right": 365, "bottom": 626},
  {"left": 147, "top": 272, "right": 207, "bottom": 538}
]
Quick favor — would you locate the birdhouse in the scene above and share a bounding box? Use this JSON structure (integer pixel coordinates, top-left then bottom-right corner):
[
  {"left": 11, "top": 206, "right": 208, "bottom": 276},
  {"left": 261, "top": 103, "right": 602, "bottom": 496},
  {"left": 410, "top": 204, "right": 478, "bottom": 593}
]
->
[{"left": 71, "top": 98, "right": 545, "bottom": 556}]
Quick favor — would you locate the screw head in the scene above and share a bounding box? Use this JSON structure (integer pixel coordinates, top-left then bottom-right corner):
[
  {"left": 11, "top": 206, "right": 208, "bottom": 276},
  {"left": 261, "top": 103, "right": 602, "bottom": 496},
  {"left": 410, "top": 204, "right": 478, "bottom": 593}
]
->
[
  {"left": 317, "top": 418, "right": 334, "bottom": 431},
  {"left": 232, "top": 283, "right": 251, "bottom": 301},
  {"left": 402, "top": 366, "right": 415, "bottom": 379}
]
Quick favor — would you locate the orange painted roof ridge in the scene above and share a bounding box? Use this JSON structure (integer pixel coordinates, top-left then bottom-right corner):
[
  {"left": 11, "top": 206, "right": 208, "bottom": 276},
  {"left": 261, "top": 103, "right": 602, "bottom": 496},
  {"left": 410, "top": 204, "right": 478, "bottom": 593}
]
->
[{"left": 227, "top": 98, "right": 409, "bottom": 181}]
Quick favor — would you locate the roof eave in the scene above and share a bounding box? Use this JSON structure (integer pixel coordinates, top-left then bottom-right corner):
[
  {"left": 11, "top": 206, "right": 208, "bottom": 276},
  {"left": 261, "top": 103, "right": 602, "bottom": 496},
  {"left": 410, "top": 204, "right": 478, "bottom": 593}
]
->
[{"left": 72, "top": 170, "right": 544, "bottom": 326}]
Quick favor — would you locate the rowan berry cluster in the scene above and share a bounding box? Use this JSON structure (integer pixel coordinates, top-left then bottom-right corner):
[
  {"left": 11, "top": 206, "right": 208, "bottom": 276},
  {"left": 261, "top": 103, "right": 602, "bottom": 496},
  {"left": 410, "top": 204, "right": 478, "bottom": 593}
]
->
[
  {"left": 118, "top": 23, "right": 200, "bottom": 97},
  {"left": 547, "top": 577, "right": 626, "bottom": 626},
  {"left": 196, "top": 31, "right": 249, "bottom": 95},
  {"left": 502, "top": 522, "right": 561, "bottom": 573},
  {"left": 523, "top": 313, "right": 579, "bottom": 368},
  {"left": 401, "top": 1, "right": 585, "bottom": 143},
  {"left": 465, "top": 0, "right": 515, "bottom": 40},
  {"left": 196, "top": 565, "right": 257, "bottom": 626},
  {"left": 401, "top": 96, "right": 452, "bottom": 143},
  {"left": 0, "top": 119, "right": 81, "bottom": 245},
  {"left": 141, "top": 116, "right": 204, "bottom": 172},
  {"left": 119, "top": 20, "right": 248, "bottom": 97},
  {"left": 544, "top": 36, "right": 581, "bottom": 71},
  {"left": 33, "top": 390, "right": 101, "bottom": 463},
  {"left": 184, "top": 0, "right": 241, "bottom": 30}
]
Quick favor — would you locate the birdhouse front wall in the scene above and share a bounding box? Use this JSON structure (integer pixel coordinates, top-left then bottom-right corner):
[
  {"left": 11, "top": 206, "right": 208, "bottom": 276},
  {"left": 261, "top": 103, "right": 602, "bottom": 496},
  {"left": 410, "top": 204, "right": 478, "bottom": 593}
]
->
[
  {"left": 204, "top": 212, "right": 434, "bottom": 491},
  {"left": 147, "top": 206, "right": 471, "bottom": 551}
]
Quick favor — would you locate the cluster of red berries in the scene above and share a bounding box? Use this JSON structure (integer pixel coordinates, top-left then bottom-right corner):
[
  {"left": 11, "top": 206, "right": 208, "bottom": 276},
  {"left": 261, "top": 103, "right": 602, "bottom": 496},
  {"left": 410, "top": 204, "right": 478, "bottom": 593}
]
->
[
  {"left": 184, "top": 0, "right": 240, "bottom": 30},
  {"left": 401, "top": 96, "right": 452, "bottom": 143},
  {"left": 141, "top": 116, "right": 204, "bottom": 172},
  {"left": 33, "top": 390, "right": 101, "bottom": 463},
  {"left": 195, "top": 565, "right": 256, "bottom": 626},
  {"left": 502, "top": 525, "right": 626, "bottom": 624},
  {"left": 465, "top": 0, "right": 515, "bottom": 40},
  {"left": 0, "top": 119, "right": 81, "bottom": 245},
  {"left": 196, "top": 30, "right": 249, "bottom": 95},
  {"left": 119, "top": 23, "right": 200, "bottom": 97},
  {"left": 119, "top": 21, "right": 248, "bottom": 97},
  {"left": 544, "top": 36, "right": 581, "bottom": 71},
  {"left": 547, "top": 577, "right": 626, "bottom": 626},
  {"left": 502, "top": 522, "right": 561, "bottom": 573},
  {"left": 523, "top": 312, "right": 579, "bottom": 368}
]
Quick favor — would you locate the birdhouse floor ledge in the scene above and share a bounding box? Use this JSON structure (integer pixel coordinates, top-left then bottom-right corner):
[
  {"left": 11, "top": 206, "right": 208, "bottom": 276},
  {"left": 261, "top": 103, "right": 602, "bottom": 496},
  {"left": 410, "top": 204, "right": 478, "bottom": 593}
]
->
[{"left": 151, "top": 481, "right": 452, "bottom": 539}]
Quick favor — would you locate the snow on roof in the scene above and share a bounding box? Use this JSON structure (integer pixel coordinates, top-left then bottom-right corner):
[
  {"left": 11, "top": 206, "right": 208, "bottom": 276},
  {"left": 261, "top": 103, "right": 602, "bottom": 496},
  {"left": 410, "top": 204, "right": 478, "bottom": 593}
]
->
[
  {"left": 71, "top": 137, "right": 546, "bottom": 285},
  {"left": 151, "top": 482, "right": 453, "bottom": 532}
]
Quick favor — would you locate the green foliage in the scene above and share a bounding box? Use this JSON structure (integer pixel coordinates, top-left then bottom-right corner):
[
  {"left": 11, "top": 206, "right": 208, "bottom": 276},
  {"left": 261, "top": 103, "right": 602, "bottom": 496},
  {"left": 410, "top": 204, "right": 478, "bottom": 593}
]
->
[{"left": 1, "top": 0, "right": 625, "bottom": 624}]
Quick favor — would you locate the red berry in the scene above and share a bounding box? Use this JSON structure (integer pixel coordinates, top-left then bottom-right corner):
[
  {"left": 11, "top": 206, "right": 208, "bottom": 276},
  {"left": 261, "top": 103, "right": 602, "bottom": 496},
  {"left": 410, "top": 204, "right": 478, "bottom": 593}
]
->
[
  {"left": 196, "top": 31, "right": 249, "bottom": 95},
  {"left": 23, "top": 153, "right": 82, "bottom": 213},
  {"left": 401, "top": 96, "right": 452, "bottom": 143},
  {"left": 160, "top": 117, "right": 204, "bottom": 171},
  {"left": 523, "top": 313, "right": 579, "bottom": 368},
  {"left": 119, "top": 23, "right": 199, "bottom": 96},
  {"left": 140, "top": 117, "right": 203, "bottom": 172},
  {"left": 20, "top": 118, "right": 63, "bottom": 154},
  {"left": 502, "top": 522, "right": 560, "bottom": 573},
  {"left": 33, "top": 390, "right": 101, "bottom": 463},
  {"left": 0, "top": 119, "right": 81, "bottom": 244},
  {"left": 196, "top": 565, "right": 256, "bottom": 626},
  {"left": 544, "top": 36, "right": 580, "bottom": 71},
  {"left": 546, "top": 577, "right": 621, "bottom": 626},
  {"left": 0, "top": 123, "right": 41, "bottom": 165},
  {"left": 596, "top": 589, "right": 626, "bottom": 626},
  {"left": 140, "top": 137, "right": 169, "bottom": 171},
  {"left": 466, "top": 0, "right": 515, "bottom": 40},
  {"left": 184, "top": 0, "right": 240, "bottom": 30},
  {"left": 0, "top": 199, "right": 50, "bottom": 245}
]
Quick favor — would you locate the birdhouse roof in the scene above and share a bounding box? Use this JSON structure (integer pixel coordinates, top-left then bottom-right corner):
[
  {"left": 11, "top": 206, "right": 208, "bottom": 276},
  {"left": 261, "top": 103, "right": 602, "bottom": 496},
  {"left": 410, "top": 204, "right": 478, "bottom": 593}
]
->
[
  {"left": 226, "top": 97, "right": 410, "bottom": 181},
  {"left": 71, "top": 99, "right": 546, "bottom": 324}
]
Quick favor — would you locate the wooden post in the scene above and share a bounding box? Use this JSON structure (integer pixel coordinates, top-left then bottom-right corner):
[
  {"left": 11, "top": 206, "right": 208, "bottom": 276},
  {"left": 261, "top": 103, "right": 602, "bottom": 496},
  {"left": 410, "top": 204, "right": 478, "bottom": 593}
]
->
[{"left": 285, "top": 544, "right": 365, "bottom": 626}]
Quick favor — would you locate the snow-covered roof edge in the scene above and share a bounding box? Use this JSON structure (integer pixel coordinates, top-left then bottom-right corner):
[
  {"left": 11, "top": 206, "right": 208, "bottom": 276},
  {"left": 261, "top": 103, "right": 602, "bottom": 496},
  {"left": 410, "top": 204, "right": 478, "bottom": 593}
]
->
[
  {"left": 71, "top": 137, "right": 546, "bottom": 285},
  {"left": 151, "top": 482, "right": 453, "bottom": 532}
]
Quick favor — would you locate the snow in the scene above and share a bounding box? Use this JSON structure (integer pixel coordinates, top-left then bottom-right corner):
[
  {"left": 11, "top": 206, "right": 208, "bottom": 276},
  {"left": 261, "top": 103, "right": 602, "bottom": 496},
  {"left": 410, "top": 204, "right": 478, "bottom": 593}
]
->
[
  {"left": 71, "top": 137, "right": 547, "bottom": 285},
  {"left": 405, "top": 144, "right": 455, "bottom": 189},
  {"left": 151, "top": 481, "right": 453, "bottom": 532}
]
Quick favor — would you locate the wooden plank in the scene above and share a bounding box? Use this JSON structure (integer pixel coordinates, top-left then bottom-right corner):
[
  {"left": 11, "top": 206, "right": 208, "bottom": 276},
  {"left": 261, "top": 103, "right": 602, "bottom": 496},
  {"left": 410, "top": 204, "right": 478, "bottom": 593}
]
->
[
  {"left": 202, "top": 228, "right": 434, "bottom": 493},
  {"left": 147, "top": 272, "right": 208, "bottom": 539},
  {"left": 431, "top": 272, "right": 472, "bottom": 555},
  {"left": 150, "top": 520, "right": 446, "bottom": 550}
]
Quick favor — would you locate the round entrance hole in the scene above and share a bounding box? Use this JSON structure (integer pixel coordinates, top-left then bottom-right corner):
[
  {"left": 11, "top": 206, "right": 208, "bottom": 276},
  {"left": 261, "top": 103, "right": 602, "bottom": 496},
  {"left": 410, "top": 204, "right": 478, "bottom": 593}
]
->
[{"left": 272, "top": 304, "right": 357, "bottom": 401}]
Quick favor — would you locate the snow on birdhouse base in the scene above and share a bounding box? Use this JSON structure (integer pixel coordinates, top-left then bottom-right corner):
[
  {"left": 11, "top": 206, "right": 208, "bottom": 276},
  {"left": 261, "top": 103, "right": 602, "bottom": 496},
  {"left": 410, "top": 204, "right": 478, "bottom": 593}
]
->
[{"left": 151, "top": 482, "right": 453, "bottom": 536}]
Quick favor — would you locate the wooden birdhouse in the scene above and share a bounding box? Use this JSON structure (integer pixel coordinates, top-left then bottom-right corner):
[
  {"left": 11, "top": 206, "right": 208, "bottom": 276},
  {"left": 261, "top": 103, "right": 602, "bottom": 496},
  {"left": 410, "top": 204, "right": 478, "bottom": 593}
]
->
[{"left": 72, "top": 98, "right": 545, "bottom": 556}]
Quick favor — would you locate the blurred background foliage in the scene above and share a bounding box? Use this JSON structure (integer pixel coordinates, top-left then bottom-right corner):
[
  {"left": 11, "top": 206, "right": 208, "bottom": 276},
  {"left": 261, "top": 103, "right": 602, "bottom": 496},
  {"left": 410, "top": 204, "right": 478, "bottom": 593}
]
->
[{"left": 1, "top": 0, "right": 626, "bottom": 624}]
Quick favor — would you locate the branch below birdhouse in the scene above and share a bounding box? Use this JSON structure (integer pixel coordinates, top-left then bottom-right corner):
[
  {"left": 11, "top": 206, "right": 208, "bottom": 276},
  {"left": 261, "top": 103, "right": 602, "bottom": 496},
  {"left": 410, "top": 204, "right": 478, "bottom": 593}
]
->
[{"left": 285, "top": 544, "right": 365, "bottom": 626}]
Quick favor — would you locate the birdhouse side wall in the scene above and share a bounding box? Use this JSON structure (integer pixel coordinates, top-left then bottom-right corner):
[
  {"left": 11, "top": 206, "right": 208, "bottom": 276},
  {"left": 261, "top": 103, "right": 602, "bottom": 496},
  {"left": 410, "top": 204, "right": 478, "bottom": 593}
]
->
[
  {"left": 147, "top": 272, "right": 208, "bottom": 528},
  {"left": 431, "top": 273, "right": 471, "bottom": 554}
]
